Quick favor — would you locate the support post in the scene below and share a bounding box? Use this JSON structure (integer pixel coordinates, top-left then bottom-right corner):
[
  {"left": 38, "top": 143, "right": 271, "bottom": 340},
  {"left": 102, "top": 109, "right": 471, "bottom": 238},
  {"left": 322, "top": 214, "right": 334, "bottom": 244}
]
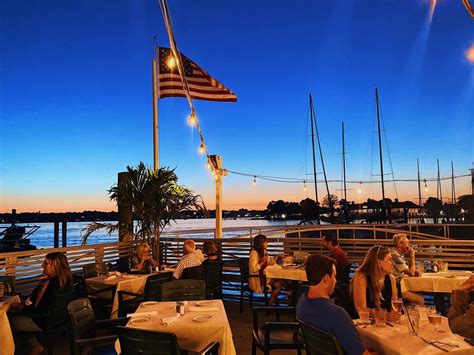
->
[
  {"left": 152, "top": 51, "right": 159, "bottom": 171},
  {"left": 61, "top": 221, "right": 67, "bottom": 247},
  {"left": 53, "top": 221, "right": 59, "bottom": 248},
  {"left": 118, "top": 172, "right": 133, "bottom": 243},
  {"left": 209, "top": 155, "right": 226, "bottom": 238}
]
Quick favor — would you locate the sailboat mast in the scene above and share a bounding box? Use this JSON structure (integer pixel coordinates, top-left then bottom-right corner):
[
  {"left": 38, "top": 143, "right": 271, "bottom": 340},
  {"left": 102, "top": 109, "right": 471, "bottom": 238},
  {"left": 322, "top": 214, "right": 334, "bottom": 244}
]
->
[
  {"left": 375, "top": 88, "right": 386, "bottom": 221},
  {"left": 342, "top": 122, "right": 347, "bottom": 202},
  {"left": 309, "top": 94, "right": 320, "bottom": 224},
  {"left": 417, "top": 158, "right": 422, "bottom": 208},
  {"left": 451, "top": 161, "right": 456, "bottom": 204},
  {"left": 437, "top": 159, "right": 442, "bottom": 202}
]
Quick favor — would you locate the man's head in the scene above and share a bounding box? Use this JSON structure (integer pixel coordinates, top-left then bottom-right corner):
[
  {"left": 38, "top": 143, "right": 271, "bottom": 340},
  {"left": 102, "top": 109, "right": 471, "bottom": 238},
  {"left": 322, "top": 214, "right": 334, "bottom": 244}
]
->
[
  {"left": 321, "top": 234, "right": 338, "bottom": 251},
  {"left": 305, "top": 254, "right": 337, "bottom": 295},
  {"left": 183, "top": 239, "right": 196, "bottom": 255},
  {"left": 393, "top": 233, "right": 409, "bottom": 252}
]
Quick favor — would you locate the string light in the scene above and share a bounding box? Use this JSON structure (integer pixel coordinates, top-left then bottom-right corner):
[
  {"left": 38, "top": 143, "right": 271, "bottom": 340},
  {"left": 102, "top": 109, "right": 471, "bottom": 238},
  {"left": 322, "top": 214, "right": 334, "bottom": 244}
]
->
[
  {"left": 166, "top": 55, "right": 177, "bottom": 69},
  {"left": 253, "top": 176, "right": 256, "bottom": 187},
  {"left": 303, "top": 180, "right": 307, "bottom": 192},
  {"left": 188, "top": 112, "right": 197, "bottom": 127},
  {"left": 357, "top": 182, "right": 362, "bottom": 194},
  {"left": 424, "top": 179, "right": 429, "bottom": 192},
  {"left": 198, "top": 143, "right": 205, "bottom": 155}
]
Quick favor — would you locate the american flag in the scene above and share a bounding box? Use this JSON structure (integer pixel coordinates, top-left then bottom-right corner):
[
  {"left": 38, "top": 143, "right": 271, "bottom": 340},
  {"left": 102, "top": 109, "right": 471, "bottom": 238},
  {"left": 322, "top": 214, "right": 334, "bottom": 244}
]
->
[{"left": 157, "top": 47, "right": 237, "bottom": 102}]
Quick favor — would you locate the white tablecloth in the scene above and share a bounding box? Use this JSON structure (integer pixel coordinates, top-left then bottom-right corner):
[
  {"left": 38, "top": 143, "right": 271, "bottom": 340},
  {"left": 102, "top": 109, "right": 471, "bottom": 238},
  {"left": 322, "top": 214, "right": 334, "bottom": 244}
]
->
[
  {"left": 264, "top": 265, "right": 307, "bottom": 282},
  {"left": 116, "top": 300, "right": 236, "bottom": 355},
  {"left": 401, "top": 272, "right": 471, "bottom": 293},
  {"left": 356, "top": 315, "right": 473, "bottom": 355},
  {"left": 0, "top": 295, "right": 21, "bottom": 355}
]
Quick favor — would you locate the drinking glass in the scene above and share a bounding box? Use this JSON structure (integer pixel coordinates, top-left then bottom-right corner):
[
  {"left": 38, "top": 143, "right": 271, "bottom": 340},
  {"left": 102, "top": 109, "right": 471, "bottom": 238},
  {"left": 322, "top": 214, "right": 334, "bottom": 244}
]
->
[
  {"left": 428, "top": 310, "right": 443, "bottom": 332},
  {"left": 391, "top": 298, "right": 403, "bottom": 324},
  {"left": 441, "top": 262, "right": 448, "bottom": 272},
  {"left": 405, "top": 306, "right": 420, "bottom": 335},
  {"left": 374, "top": 308, "right": 386, "bottom": 327},
  {"left": 359, "top": 309, "right": 370, "bottom": 324}
]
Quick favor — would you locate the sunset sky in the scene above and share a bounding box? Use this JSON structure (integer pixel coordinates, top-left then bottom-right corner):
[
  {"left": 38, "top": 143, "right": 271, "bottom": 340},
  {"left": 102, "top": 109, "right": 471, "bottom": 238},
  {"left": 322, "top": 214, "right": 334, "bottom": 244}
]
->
[{"left": 1, "top": 0, "right": 473, "bottom": 213}]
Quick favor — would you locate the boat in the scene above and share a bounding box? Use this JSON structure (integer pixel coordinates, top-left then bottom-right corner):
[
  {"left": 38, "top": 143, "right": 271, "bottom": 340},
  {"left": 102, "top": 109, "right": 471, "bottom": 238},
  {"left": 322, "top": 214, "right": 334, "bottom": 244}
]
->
[{"left": 0, "top": 224, "right": 39, "bottom": 252}]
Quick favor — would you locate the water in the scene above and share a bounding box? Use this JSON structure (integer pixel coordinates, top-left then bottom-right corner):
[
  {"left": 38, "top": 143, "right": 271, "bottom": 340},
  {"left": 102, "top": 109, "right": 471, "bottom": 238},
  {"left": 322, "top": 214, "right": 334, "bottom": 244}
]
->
[{"left": 1, "top": 219, "right": 298, "bottom": 249}]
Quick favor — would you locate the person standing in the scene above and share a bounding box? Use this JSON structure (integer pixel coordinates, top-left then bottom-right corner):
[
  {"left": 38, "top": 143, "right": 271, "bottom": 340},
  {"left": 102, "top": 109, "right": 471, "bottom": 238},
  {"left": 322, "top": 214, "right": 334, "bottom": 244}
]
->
[{"left": 321, "top": 235, "right": 350, "bottom": 277}]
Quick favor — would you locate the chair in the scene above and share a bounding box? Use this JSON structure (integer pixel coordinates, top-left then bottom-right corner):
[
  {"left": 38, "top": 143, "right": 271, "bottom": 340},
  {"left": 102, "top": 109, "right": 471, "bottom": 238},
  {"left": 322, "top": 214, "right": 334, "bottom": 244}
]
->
[
  {"left": 118, "top": 272, "right": 173, "bottom": 317},
  {"left": 116, "top": 326, "right": 219, "bottom": 355},
  {"left": 83, "top": 262, "right": 107, "bottom": 279},
  {"left": 181, "top": 265, "right": 205, "bottom": 280},
  {"left": 13, "top": 286, "right": 76, "bottom": 355},
  {"left": 237, "top": 258, "right": 266, "bottom": 313},
  {"left": 0, "top": 275, "right": 15, "bottom": 295},
  {"left": 251, "top": 306, "right": 304, "bottom": 355},
  {"left": 161, "top": 279, "right": 206, "bottom": 302},
  {"left": 203, "top": 259, "right": 223, "bottom": 299},
  {"left": 298, "top": 319, "right": 344, "bottom": 355},
  {"left": 67, "top": 298, "right": 129, "bottom": 355}
]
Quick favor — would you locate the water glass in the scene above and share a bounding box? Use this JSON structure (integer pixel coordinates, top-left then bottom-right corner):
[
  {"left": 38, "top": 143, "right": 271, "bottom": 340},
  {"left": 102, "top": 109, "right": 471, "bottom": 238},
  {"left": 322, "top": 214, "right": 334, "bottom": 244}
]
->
[
  {"left": 441, "top": 262, "right": 449, "bottom": 272},
  {"left": 405, "top": 306, "right": 420, "bottom": 335},
  {"left": 374, "top": 308, "right": 386, "bottom": 327},
  {"left": 359, "top": 309, "right": 370, "bottom": 324}
]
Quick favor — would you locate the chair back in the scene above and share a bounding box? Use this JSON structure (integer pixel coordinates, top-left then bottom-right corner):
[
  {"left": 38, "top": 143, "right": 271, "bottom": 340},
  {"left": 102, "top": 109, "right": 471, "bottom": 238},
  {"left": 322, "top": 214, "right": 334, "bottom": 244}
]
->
[
  {"left": 204, "top": 259, "right": 223, "bottom": 290},
  {"left": 143, "top": 272, "right": 173, "bottom": 301},
  {"left": 237, "top": 258, "right": 250, "bottom": 284},
  {"left": 181, "top": 265, "right": 204, "bottom": 280},
  {"left": 83, "top": 262, "right": 107, "bottom": 278},
  {"left": 117, "top": 326, "right": 180, "bottom": 355},
  {"left": 67, "top": 298, "right": 97, "bottom": 355},
  {"left": 0, "top": 276, "right": 14, "bottom": 295},
  {"left": 47, "top": 286, "right": 77, "bottom": 330},
  {"left": 298, "top": 319, "right": 345, "bottom": 355},
  {"left": 161, "top": 279, "right": 206, "bottom": 301}
]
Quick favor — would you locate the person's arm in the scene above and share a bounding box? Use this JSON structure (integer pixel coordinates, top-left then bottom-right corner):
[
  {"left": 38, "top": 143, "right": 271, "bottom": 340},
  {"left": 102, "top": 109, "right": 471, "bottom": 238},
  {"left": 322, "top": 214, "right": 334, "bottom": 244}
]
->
[
  {"left": 352, "top": 272, "right": 368, "bottom": 316},
  {"left": 406, "top": 247, "right": 416, "bottom": 275},
  {"left": 172, "top": 261, "right": 184, "bottom": 279},
  {"left": 249, "top": 250, "right": 264, "bottom": 273}
]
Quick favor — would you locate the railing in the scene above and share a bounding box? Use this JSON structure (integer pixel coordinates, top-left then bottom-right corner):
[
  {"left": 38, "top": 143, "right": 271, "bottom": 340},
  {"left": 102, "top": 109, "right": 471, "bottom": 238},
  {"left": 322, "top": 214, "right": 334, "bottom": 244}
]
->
[{"left": 1, "top": 224, "right": 473, "bottom": 297}]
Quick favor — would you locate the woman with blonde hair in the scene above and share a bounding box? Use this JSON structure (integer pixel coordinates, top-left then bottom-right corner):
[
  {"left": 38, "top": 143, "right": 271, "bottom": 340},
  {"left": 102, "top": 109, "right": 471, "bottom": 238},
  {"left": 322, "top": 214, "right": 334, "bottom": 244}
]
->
[
  {"left": 11, "top": 252, "right": 73, "bottom": 354},
  {"left": 132, "top": 242, "right": 158, "bottom": 272},
  {"left": 351, "top": 245, "right": 400, "bottom": 321}
]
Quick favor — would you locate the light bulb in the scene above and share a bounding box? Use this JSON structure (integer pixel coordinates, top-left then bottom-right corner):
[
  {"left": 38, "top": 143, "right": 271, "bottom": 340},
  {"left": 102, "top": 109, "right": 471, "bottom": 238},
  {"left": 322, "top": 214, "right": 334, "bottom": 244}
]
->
[
  {"left": 424, "top": 179, "right": 428, "bottom": 192},
  {"left": 198, "top": 143, "right": 205, "bottom": 155},
  {"left": 357, "top": 182, "right": 362, "bottom": 194},
  {"left": 303, "top": 180, "right": 307, "bottom": 192},
  {"left": 253, "top": 176, "right": 256, "bottom": 187},
  {"left": 188, "top": 113, "right": 197, "bottom": 126},
  {"left": 166, "top": 56, "right": 176, "bottom": 69}
]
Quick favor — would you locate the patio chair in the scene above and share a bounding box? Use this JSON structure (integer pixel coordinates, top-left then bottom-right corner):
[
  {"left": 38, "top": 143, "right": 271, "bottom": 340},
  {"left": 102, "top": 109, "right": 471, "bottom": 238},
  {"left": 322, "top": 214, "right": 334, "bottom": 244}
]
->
[
  {"left": 203, "top": 259, "right": 223, "bottom": 299},
  {"left": 116, "top": 326, "right": 219, "bottom": 355},
  {"left": 237, "top": 258, "right": 267, "bottom": 313},
  {"left": 118, "top": 272, "right": 173, "bottom": 317},
  {"left": 82, "top": 262, "right": 107, "bottom": 279},
  {"left": 251, "top": 306, "right": 304, "bottom": 355},
  {"left": 298, "top": 319, "right": 344, "bottom": 355},
  {"left": 0, "top": 275, "right": 15, "bottom": 295},
  {"left": 13, "top": 286, "right": 76, "bottom": 355},
  {"left": 161, "top": 279, "right": 206, "bottom": 302},
  {"left": 181, "top": 265, "right": 205, "bottom": 280},
  {"left": 67, "top": 298, "right": 129, "bottom": 355}
]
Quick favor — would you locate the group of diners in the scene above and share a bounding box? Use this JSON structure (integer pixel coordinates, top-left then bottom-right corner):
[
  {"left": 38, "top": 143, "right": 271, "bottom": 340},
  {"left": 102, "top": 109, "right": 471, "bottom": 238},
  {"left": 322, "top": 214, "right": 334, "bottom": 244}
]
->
[{"left": 249, "top": 232, "right": 474, "bottom": 354}]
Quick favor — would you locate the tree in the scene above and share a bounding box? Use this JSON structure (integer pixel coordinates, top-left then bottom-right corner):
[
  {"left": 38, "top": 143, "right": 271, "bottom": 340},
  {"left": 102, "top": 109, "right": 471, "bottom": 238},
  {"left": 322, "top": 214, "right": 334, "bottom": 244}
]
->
[
  {"left": 457, "top": 194, "right": 474, "bottom": 222},
  {"left": 299, "top": 198, "right": 320, "bottom": 223},
  {"left": 266, "top": 200, "right": 287, "bottom": 218},
  {"left": 82, "top": 162, "right": 206, "bottom": 248},
  {"left": 323, "top": 194, "right": 338, "bottom": 223},
  {"left": 424, "top": 197, "right": 443, "bottom": 224}
]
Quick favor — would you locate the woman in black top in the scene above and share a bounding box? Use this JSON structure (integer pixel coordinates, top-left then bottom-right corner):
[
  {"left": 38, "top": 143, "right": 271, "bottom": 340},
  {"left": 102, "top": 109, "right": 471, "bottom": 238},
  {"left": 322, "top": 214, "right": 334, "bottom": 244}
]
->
[
  {"left": 11, "top": 252, "right": 73, "bottom": 355},
  {"left": 351, "top": 245, "right": 400, "bottom": 321}
]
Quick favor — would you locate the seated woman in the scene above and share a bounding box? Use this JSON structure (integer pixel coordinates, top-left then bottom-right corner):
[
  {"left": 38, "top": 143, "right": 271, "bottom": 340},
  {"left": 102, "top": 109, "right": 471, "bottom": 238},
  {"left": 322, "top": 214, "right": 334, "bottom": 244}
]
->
[
  {"left": 132, "top": 242, "right": 158, "bottom": 272},
  {"left": 448, "top": 275, "right": 474, "bottom": 338},
  {"left": 249, "top": 234, "right": 284, "bottom": 306},
  {"left": 10, "top": 252, "right": 73, "bottom": 355},
  {"left": 203, "top": 240, "right": 219, "bottom": 261},
  {"left": 351, "top": 245, "right": 400, "bottom": 321}
]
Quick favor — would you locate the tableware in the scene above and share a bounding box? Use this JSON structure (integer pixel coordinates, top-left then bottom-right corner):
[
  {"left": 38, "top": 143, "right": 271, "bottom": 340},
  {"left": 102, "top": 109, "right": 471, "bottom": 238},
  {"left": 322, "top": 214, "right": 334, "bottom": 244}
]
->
[
  {"left": 142, "top": 301, "right": 158, "bottom": 307},
  {"left": 374, "top": 308, "right": 386, "bottom": 327},
  {"left": 193, "top": 315, "right": 212, "bottom": 322},
  {"left": 359, "top": 309, "right": 370, "bottom": 323},
  {"left": 131, "top": 317, "right": 151, "bottom": 324},
  {"left": 428, "top": 311, "right": 442, "bottom": 332},
  {"left": 195, "top": 301, "right": 214, "bottom": 307},
  {"left": 420, "top": 337, "right": 449, "bottom": 352},
  {"left": 391, "top": 298, "right": 403, "bottom": 312},
  {"left": 406, "top": 306, "right": 420, "bottom": 335}
]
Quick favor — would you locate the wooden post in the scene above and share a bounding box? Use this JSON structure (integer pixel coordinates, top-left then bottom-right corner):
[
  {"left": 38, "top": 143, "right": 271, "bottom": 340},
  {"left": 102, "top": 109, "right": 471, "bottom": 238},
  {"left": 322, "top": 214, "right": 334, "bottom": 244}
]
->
[
  {"left": 209, "top": 155, "right": 226, "bottom": 239},
  {"left": 152, "top": 51, "right": 159, "bottom": 171},
  {"left": 61, "top": 221, "right": 67, "bottom": 247},
  {"left": 53, "top": 221, "right": 59, "bottom": 248},
  {"left": 118, "top": 172, "right": 133, "bottom": 243}
]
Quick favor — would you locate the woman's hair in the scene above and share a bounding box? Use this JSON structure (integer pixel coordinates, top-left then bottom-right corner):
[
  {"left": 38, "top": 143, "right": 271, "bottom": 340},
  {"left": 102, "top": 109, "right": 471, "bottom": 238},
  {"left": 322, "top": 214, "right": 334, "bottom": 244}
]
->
[
  {"left": 203, "top": 241, "right": 218, "bottom": 256},
  {"left": 45, "top": 252, "right": 72, "bottom": 288},
  {"left": 392, "top": 233, "right": 407, "bottom": 247},
  {"left": 352, "top": 245, "right": 391, "bottom": 308},
  {"left": 136, "top": 242, "right": 151, "bottom": 260},
  {"left": 252, "top": 234, "right": 267, "bottom": 258}
]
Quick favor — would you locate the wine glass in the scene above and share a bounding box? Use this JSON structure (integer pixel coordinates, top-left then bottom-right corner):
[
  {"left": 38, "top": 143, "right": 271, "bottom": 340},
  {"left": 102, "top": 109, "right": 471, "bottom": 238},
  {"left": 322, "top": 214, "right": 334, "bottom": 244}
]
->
[
  {"left": 391, "top": 298, "right": 403, "bottom": 324},
  {"left": 428, "top": 310, "right": 443, "bottom": 332}
]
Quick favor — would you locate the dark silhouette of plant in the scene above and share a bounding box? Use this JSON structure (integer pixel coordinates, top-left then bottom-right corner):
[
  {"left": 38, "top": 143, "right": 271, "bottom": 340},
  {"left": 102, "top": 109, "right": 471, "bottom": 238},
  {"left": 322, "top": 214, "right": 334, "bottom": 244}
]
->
[{"left": 424, "top": 197, "right": 443, "bottom": 224}]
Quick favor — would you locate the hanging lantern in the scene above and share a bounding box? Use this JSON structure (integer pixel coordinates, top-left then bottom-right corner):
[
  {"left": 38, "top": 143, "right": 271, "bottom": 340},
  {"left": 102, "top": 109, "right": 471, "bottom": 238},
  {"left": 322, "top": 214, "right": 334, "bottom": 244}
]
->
[
  {"left": 188, "top": 112, "right": 197, "bottom": 127},
  {"left": 253, "top": 176, "right": 256, "bottom": 187}
]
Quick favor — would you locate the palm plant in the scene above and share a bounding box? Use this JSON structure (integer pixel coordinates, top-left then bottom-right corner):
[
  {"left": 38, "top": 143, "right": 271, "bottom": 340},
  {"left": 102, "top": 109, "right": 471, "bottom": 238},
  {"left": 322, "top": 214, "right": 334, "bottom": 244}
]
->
[{"left": 82, "top": 162, "right": 207, "bottom": 249}]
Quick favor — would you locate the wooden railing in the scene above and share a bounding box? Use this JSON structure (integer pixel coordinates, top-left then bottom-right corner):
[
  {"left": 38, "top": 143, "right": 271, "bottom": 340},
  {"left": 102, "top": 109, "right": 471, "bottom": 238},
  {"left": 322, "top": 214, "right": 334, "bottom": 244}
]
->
[{"left": 1, "top": 224, "right": 473, "bottom": 296}]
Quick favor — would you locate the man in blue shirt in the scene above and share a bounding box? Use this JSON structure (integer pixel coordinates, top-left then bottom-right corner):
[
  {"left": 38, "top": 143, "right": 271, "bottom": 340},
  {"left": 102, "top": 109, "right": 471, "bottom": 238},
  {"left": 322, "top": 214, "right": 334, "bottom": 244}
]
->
[{"left": 296, "top": 254, "right": 372, "bottom": 355}]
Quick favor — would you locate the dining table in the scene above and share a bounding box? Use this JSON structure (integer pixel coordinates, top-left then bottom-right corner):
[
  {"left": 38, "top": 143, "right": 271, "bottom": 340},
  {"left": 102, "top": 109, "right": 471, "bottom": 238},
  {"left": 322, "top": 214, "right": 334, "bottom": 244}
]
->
[
  {"left": 400, "top": 271, "right": 471, "bottom": 294},
  {"left": 115, "top": 299, "right": 236, "bottom": 355},
  {"left": 264, "top": 264, "right": 307, "bottom": 282},
  {"left": 355, "top": 313, "right": 474, "bottom": 355},
  {"left": 0, "top": 294, "right": 21, "bottom": 355}
]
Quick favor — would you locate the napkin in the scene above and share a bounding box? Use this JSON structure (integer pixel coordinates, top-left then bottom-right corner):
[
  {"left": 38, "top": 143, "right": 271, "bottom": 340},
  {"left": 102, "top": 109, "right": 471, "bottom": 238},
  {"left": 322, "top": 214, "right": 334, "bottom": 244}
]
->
[
  {"left": 188, "top": 306, "right": 219, "bottom": 312},
  {"left": 127, "top": 311, "right": 158, "bottom": 318},
  {"left": 105, "top": 275, "right": 117, "bottom": 281},
  {"left": 162, "top": 313, "right": 180, "bottom": 325}
]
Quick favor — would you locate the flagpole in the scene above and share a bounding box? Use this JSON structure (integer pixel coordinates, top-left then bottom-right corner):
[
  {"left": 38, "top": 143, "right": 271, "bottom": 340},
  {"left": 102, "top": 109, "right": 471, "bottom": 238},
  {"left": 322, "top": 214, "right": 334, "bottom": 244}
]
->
[{"left": 152, "top": 43, "right": 159, "bottom": 171}]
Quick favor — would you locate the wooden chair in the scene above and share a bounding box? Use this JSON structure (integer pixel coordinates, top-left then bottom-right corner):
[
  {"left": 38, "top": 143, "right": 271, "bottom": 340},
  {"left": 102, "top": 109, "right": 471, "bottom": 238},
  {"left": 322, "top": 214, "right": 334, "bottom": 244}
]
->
[
  {"left": 67, "top": 298, "right": 129, "bottom": 355},
  {"left": 203, "top": 259, "right": 223, "bottom": 299},
  {"left": 117, "top": 326, "right": 219, "bottom": 355},
  {"left": 181, "top": 265, "right": 205, "bottom": 280},
  {"left": 251, "top": 306, "right": 304, "bottom": 355},
  {"left": 298, "top": 319, "right": 344, "bottom": 355},
  {"left": 237, "top": 258, "right": 267, "bottom": 313},
  {"left": 0, "top": 275, "right": 15, "bottom": 295},
  {"left": 161, "top": 279, "right": 206, "bottom": 302},
  {"left": 118, "top": 272, "right": 173, "bottom": 317}
]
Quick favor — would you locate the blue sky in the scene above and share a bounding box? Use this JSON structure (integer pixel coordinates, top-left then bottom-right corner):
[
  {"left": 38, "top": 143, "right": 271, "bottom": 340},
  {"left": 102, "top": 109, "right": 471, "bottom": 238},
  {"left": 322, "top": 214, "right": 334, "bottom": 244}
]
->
[{"left": 1, "top": 0, "right": 472, "bottom": 212}]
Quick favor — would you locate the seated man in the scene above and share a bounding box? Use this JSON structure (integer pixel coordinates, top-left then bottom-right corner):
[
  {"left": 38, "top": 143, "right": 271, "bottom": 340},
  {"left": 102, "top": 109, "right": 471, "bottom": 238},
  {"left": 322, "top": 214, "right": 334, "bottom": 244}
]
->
[
  {"left": 448, "top": 275, "right": 474, "bottom": 338},
  {"left": 172, "top": 240, "right": 203, "bottom": 280},
  {"left": 391, "top": 233, "right": 424, "bottom": 305},
  {"left": 321, "top": 234, "right": 350, "bottom": 280},
  {"left": 296, "top": 254, "right": 372, "bottom": 355}
]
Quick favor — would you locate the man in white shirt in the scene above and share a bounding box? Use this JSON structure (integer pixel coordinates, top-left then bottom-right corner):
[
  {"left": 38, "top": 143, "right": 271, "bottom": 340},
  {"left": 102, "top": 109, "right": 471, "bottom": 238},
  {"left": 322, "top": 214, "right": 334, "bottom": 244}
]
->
[{"left": 173, "top": 239, "right": 203, "bottom": 279}]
